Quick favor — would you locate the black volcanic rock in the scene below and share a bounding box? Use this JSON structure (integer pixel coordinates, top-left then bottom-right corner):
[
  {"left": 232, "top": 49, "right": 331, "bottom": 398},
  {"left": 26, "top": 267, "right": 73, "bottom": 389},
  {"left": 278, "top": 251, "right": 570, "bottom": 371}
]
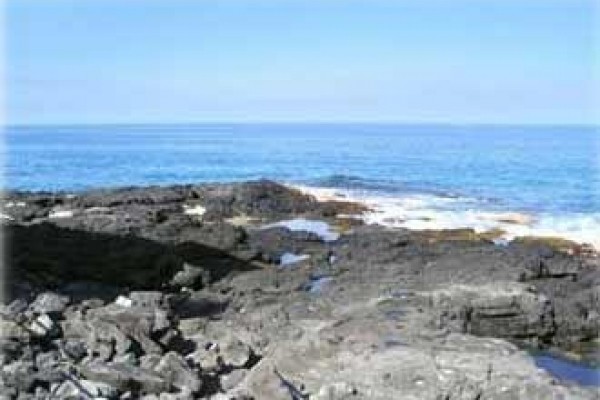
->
[{"left": 1, "top": 181, "right": 598, "bottom": 399}]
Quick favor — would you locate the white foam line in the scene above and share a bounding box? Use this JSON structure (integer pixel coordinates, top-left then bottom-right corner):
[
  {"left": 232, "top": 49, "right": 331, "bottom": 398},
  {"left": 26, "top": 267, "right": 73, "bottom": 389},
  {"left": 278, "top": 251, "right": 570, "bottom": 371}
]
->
[{"left": 290, "top": 184, "right": 600, "bottom": 250}]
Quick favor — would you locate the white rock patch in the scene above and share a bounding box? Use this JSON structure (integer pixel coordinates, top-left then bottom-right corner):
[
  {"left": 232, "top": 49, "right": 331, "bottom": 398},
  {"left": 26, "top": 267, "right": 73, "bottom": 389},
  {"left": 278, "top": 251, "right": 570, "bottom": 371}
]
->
[
  {"left": 183, "top": 204, "right": 206, "bottom": 217},
  {"left": 48, "top": 210, "right": 74, "bottom": 219}
]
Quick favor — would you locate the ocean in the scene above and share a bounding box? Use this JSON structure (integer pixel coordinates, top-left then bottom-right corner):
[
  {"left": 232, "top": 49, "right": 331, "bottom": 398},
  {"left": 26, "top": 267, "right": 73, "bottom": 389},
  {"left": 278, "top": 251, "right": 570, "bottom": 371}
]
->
[{"left": 4, "top": 123, "right": 599, "bottom": 246}]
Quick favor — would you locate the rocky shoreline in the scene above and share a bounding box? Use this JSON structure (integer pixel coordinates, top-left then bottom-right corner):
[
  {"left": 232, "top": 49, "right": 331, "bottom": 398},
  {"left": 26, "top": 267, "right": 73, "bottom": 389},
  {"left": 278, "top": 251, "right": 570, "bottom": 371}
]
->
[{"left": 1, "top": 180, "right": 598, "bottom": 399}]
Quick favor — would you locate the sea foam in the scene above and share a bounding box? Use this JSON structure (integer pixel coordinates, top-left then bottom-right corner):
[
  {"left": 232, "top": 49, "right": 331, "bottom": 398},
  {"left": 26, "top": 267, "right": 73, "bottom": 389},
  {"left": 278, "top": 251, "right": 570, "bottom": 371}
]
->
[{"left": 291, "top": 184, "right": 600, "bottom": 250}]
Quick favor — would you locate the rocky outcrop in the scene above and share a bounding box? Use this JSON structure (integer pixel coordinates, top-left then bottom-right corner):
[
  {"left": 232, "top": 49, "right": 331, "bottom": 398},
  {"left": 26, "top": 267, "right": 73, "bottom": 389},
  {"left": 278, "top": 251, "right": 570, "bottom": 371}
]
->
[
  {"left": 2, "top": 182, "right": 598, "bottom": 399},
  {"left": 0, "top": 290, "right": 260, "bottom": 399}
]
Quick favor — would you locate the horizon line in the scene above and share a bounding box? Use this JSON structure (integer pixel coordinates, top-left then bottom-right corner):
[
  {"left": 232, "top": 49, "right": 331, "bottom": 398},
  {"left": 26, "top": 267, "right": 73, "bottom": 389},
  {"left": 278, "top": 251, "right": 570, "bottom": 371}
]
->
[{"left": 5, "top": 120, "right": 599, "bottom": 129}]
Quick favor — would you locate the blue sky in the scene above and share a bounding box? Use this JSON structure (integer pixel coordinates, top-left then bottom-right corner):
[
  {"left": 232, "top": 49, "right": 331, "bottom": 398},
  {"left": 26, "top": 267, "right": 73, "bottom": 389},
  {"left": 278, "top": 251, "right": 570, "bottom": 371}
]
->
[{"left": 7, "top": 0, "right": 598, "bottom": 125}]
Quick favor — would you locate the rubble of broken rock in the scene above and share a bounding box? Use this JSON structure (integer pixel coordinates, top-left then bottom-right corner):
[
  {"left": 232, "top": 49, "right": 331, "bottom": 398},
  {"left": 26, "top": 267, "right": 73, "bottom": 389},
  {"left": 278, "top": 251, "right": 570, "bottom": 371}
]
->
[{"left": 1, "top": 180, "right": 598, "bottom": 399}]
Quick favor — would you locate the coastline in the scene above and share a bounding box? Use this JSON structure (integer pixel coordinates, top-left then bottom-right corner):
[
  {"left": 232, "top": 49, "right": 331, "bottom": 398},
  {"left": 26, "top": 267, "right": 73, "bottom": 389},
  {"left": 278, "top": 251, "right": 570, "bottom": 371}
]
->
[
  {"left": 289, "top": 183, "right": 600, "bottom": 253},
  {"left": 1, "top": 180, "right": 598, "bottom": 398}
]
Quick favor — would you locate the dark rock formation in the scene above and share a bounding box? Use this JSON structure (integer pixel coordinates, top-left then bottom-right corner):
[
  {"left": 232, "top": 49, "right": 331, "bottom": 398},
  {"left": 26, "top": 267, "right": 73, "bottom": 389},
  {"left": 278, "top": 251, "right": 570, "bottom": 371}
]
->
[{"left": 1, "top": 181, "right": 598, "bottom": 399}]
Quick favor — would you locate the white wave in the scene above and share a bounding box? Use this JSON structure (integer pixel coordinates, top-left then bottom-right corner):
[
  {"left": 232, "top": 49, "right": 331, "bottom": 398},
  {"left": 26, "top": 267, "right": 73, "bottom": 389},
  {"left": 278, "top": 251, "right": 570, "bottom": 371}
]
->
[{"left": 291, "top": 184, "right": 600, "bottom": 249}]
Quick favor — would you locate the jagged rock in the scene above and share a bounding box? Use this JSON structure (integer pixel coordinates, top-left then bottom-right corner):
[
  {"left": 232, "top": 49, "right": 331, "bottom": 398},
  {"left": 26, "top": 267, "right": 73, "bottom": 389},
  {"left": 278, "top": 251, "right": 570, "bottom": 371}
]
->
[
  {"left": 0, "top": 319, "right": 30, "bottom": 341},
  {"left": 79, "top": 361, "right": 169, "bottom": 394},
  {"left": 81, "top": 298, "right": 105, "bottom": 309},
  {"left": 184, "top": 332, "right": 252, "bottom": 372},
  {"left": 1, "top": 360, "right": 37, "bottom": 393},
  {"left": 0, "top": 339, "right": 23, "bottom": 366},
  {"left": 28, "top": 314, "right": 57, "bottom": 337},
  {"left": 177, "top": 317, "right": 207, "bottom": 338},
  {"left": 50, "top": 380, "right": 85, "bottom": 399},
  {"left": 154, "top": 352, "right": 202, "bottom": 393},
  {"left": 170, "top": 263, "right": 210, "bottom": 289},
  {"left": 113, "top": 352, "right": 139, "bottom": 365},
  {"left": 185, "top": 339, "right": 220, "bottom": 371},
  {"left": 129, "top": 292, "right": 166, "bottom": 309},
  {"left": 218, "top": 336, "right": 253, "bottom": 368},
  {"left": 34, "top": 350, "right": 65, "bottom": 383},
  {"left": 85, "top": 305, "right": 166, "bottom": 355},
  {"left": 172, "top": 292, "right": 228, "bottom": 320},
  {"left": 59, "top": 339, "right": 88, "bottom": 361},
  {"left": 62, "top": 317, "right": 133, "bottom": 359},
  {"left": 51, "top": 378, "right": 119, "bottom": 399},
  {"left": 2, "top": 183, "right": 599, "bottom": 399},
  {"left": 220, "top": 369, "right": 247, "bottom": 391},
  {"left": 140, "top": 354, "right": 163, "bottom": 370},
  {"left": 1, "top": 299, "right": 28, "bottom": 319},
  {"left": 29, "top": 292, "right": 69, "bottom": 316},
  {"left": 81, "top": 379, "right": 120, "bottom": 398}
]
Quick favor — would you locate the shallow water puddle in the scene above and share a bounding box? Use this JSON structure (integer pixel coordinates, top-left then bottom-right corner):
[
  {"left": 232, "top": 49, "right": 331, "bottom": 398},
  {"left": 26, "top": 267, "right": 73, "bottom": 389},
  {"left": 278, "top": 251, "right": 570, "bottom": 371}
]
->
[
  {"left": 279, "top": 252, "right": 310, "bottom": 267},
  {"left": 263, "top": 218, "right": 340, "bottom": 242},
  {"left": 534, "top": 353, "right": 599, "bottom": 386}
]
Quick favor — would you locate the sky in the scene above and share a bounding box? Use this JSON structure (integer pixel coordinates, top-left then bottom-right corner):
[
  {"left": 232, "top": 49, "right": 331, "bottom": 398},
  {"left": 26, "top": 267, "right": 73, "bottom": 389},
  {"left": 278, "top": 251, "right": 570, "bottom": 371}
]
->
[{"left": 6, "top": 0, "right": 599, "bottom": 125}]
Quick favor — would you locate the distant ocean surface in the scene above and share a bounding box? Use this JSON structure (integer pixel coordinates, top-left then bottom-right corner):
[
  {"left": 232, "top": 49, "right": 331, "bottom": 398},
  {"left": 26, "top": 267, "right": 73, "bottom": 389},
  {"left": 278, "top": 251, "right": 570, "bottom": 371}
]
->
[{"left": 4, "top": 123, "right": 600, "bottom": 246}]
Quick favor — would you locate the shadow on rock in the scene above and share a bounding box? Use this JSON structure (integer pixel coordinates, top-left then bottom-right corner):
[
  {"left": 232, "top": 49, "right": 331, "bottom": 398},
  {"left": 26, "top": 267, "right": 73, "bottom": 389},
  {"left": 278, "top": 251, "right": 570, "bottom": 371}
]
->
[{"left": 5, "top": 223, "right": 258, "bottom": 300}]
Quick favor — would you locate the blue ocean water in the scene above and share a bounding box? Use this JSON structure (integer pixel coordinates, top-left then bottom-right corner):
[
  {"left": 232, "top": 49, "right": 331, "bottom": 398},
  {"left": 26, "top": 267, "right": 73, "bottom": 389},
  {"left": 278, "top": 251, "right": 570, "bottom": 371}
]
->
[{"left": 4, "top": 124, "right": 599, "bottom": 216}]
